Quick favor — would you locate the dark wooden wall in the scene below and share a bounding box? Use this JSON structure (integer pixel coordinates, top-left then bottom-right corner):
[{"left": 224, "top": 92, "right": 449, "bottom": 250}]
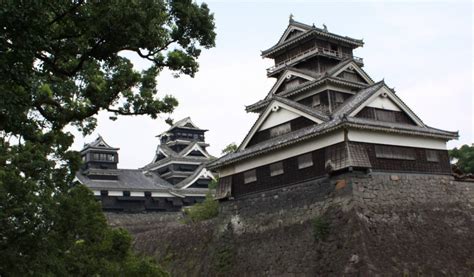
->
[
  {"left": 356, "top": 107, "right": 416, "bottom": 125},
  {"left": 226, "top": 142, "right": 451, "bottom": 198},
  {"left": 98, "top": 195, "right": 205, "bottom": 213}
]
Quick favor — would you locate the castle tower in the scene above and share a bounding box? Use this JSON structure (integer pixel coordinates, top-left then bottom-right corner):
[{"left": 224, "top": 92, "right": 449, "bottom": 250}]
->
[
  {"left": 208, "top": 18, "right": 458, "bottom": 199},
  {"left": 76, "top": 127, "right": 214, "bottom": 212},
  {"left": 80, "top": 135, "right": 119, "bottom": 170},
  {"left": 143, "top": 117, "right": 215, "bottom": 189}
]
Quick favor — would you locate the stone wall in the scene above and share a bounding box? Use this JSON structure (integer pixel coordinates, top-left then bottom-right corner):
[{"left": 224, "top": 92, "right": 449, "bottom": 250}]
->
[{"left": 107, "top": 172, "right": 474, "bottom": 276}]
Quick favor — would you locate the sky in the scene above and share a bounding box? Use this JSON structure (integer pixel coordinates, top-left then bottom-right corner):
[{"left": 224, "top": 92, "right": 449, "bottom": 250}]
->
[{"left": 70, "top": 1, "right": 473, "bottom": 169}]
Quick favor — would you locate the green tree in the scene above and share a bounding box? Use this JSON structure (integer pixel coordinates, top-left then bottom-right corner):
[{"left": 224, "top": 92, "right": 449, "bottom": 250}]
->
[
  {"left": 221, "top": 143, "right": 238, "bottom": 155},
  {"left": 450, "top": 144, "right": 474, "bottom": 174},
  {"left": 0, "top": 0, "right": 215, "bottom": 275}
]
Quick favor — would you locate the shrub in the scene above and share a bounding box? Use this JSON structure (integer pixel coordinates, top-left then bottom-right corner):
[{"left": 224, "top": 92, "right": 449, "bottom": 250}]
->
[{"left": 184, "top": 193, "right": 219, "bottom": 222}]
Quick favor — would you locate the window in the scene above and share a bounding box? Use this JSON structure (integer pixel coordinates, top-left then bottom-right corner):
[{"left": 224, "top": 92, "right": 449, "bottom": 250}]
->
[
  {"left": 312, "top": 94, "right": 321, "bottom": 107},
  {"left": 123, "top": 191, "right": 130, "bottom": 197},
  {"left": 375, "top": 145, "right": 415, "bottom": 160},
  {"left": 298, "top": 153, "right": 313, "bottom": 169},
  {"left": 244, "top": 169, "right": 257, "bottom": 184},
  {"left": 270, "top": 162, "right": 284, "bottom": 176},
  {"left": 426, "top": 150, "right": 439, "bottom": 162},
  {"left": 91, "top": 153, "right": 115, "bottom": 161},
  {"left": 269, "top": 122, "right": 291, "bottom": 138}
]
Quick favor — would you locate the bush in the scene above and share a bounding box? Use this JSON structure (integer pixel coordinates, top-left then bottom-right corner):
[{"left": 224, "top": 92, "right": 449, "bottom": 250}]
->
[
  {"left": 312, "top": 216, "right": 330, "bottom": 241},
  {"left": 184, "top": 193, "right": 219, "bottom": 222},
  {"left": 208, "top": 178, "right": 218, "bottom": 190}
]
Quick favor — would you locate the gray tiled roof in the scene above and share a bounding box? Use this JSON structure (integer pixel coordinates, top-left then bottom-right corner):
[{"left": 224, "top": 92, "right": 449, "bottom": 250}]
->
[
  {"left": 212, "top": 119, "right": 343, "bottom": 169},
  {"left": 209, "top": 80, "right": 459, "bottom": 170},
  {"left": 76, "top": 168, "right": 211, "bottom": 196},
  {"left": 262, "top": 20, "right": 364, "bottom": 57},
  {"left": 344, "top": 117, "right": 458, "bottom": 138},
  {"left": 76, "top": 169, "right": 172, "bottom": 191},
  {"left": 246, "top": 75, "right": 368, "bottom": 113},
  {"left": 141, "top": 155, "right": 209, "bottom": 171},
  {"left": 332, "top": 81, "right": 385, "bottom": 117},
  {"left": 81, "top": 135, "right": 119, "bottom": 153},
  {"left": 273, "top": 96, "right": 330, "bottom": 121},
  {"left": 175, "top": 164, "right": 208, "bottom": 189},
  {"left": 237, "top": 96, "right": 332, "bottom": 152}
]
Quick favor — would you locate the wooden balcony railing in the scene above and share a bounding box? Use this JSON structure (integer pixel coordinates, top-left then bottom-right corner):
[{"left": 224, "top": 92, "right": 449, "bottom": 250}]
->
[{"left": 267, "top": 46, "right": 363, "bottom": 74}]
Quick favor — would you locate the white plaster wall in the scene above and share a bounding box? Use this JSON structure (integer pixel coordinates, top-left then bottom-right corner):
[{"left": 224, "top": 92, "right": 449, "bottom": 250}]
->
[
  {"left": 367, "top": 96, "right": 401, "bottom": 111},
  {"left": 260, "top": 108, "right": 300, "bottom": 130},
  {"left": 108, "top": 190, "right": 122, "bottom": 196},
  {"left": 348, "top": 129, "right": 447, "bottom": 150},
  {"left": 220, "top": 130, "right": 344, "bottom": 177}
]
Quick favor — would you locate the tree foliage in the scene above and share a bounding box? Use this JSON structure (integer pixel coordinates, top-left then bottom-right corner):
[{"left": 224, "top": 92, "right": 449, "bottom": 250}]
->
[
  {"left": 183, "top": 192, "right": 219, "bottom": 223},
  {"left": 449, "top": 144, "right": 474, "bottom": 174},
  {"left": 221, "top": 143, "right": 237, "bottom": 155},
  {"left": 0, "top": 0, "right": 215, "bottom": 275}
]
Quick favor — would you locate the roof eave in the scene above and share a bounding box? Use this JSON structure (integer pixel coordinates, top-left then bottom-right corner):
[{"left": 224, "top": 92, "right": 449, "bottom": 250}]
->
[{"left": 261, "top": 29, "right": 364, "bottom": 58}]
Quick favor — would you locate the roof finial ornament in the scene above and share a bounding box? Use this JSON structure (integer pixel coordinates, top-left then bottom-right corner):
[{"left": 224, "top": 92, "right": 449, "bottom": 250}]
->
[
  {"left": 289, "top": 13, "right": 294, "bottom": 23},
  {"left": 323, "top": 23, "right": 328, "bottom": 32}
]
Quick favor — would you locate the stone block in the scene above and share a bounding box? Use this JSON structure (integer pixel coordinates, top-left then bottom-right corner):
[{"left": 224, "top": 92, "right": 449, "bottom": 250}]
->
[
  {"left": 335, "top": 179, "right": 347, "bottom": 190},
  {"left": 390, "top": 175, "right": 400, "bottom": 181}
]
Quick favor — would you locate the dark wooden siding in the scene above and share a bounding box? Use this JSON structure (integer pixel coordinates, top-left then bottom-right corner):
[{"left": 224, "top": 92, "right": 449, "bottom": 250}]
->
[
  {"left": 231, "top": 148, "right": 326, "bottom": 197},
  {"left": 297, "top": 90, "right": 352, "bottom": 114},
  {"left": 357, "top": 142, "right": 451, "bottom": 174},
  {"left": 227, "top": 142, "right": 451, "bottom": 198},
  {"left": 99, "top": 195, "right": 205, "bottom": 212},
  {"left": 247, "top": 117, "right": 316, "bottom": 147},
  {"left": 356, "top": 107, "right": 416, "bottom": 125}
]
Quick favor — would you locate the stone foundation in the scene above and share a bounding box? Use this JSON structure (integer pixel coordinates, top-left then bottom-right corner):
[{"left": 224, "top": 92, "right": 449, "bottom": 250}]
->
[{"left": 107, "top": 172, "right": 474, "bottom": 276}]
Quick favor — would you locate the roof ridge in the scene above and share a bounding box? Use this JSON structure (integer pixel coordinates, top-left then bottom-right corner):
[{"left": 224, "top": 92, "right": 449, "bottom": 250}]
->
[
  {"left": 272, "top": 96, "right": 330, "bottom": 121},
  {"left": 331, "top": 80, "right": 385, "bottom": 117}
]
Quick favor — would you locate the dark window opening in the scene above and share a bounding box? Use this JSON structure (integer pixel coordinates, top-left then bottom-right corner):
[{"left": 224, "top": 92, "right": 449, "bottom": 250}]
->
[
  {"left": 123, "top": 191, "right": 131, "bottom": 197},
  {"left": 298, "top": 153, "right": 313, "bottom": 169},
  {"left": 375, "top": 145, "right": 416, "bottom": 160},
  {"left": 244, "top": 169, "right": 257, "bottom": 184},
  {"left": 426, "top": 150, "right": 439, "bottom": 162},
  {"left": 270, "top": 162, "right": 284, "bottom": 176},
  {"left": 92, "top": 153, "right": 115, "bottom": 162}
]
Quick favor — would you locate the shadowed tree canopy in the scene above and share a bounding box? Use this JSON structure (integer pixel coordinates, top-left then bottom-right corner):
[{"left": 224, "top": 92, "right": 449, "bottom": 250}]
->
[
  {"left": 450, "top": 144, "right": 474, "bottom": 174},
  {"left": 0, "top": 0, "right": 215, "bottom": 275}
]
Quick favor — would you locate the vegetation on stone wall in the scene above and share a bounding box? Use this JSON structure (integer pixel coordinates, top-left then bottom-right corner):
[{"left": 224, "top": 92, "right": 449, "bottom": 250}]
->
[
  {"left": 183, "top": 193, "right": 219, "bottom": 222},
  {"left": 208, "top": 178, "right": 219, "bottom": 190},
  {"left": 450, "top": 144, "right": 474, "bottom": 174},
  {"left": 312, "top": 216, "right": 330, "bottom": 241}
]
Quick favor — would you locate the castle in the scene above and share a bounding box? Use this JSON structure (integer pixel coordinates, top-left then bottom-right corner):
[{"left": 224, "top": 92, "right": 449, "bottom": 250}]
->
[
  {"left": 75, "top": 117, "right": 215, "bottom": 212},
  {"left": 208, "top": 18, "right": 458, "bottom": 199}
]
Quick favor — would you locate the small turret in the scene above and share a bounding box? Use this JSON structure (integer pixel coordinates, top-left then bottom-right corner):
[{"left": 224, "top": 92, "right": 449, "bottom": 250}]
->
[{"left": 80, "top": 135, "right": 119, "bottom": 170}]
